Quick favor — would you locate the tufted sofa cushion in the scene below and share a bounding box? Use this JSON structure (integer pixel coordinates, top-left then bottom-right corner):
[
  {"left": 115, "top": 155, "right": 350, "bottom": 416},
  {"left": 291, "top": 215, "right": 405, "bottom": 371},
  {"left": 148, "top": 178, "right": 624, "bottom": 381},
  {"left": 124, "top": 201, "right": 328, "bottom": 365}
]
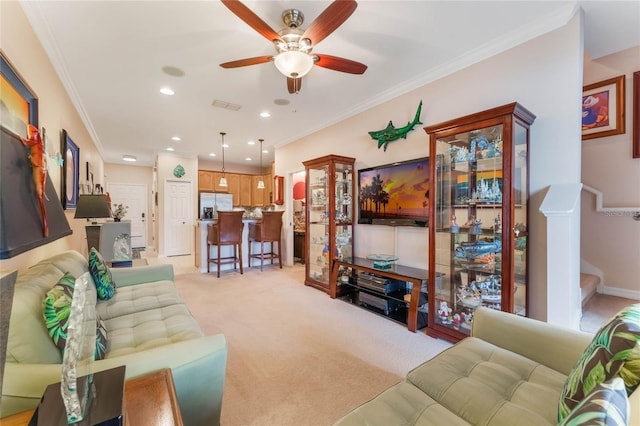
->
[
  {"left": 406, "top": 337, "right": 566, "bottom": 426},
  {"left": 103, "top": 304, "right": 204, "bottom": 358},
  {"left": 95, "top": 280, "right": 184, "bottom": 320},
  {"left": 333, "top": 380, "right": 472, "bottom": 426}
]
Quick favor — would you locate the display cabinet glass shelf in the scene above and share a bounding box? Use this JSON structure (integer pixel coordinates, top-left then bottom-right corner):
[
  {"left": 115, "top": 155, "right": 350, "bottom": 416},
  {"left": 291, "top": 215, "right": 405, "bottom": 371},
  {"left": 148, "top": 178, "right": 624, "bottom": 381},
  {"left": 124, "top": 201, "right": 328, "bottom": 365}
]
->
[
  {"left": 424, "top": 103, "right": 535, "bottom": 342},
  {"left": 303, "top": 155, "right": 355, "bottom": 293}
]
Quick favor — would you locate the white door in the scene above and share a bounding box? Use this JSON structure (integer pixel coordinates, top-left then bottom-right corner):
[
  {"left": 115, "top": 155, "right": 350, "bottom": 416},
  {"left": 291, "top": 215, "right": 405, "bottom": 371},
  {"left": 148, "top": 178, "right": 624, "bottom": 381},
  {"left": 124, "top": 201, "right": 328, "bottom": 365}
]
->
[
  {"left": 164, "top": 180, "right": 192, "bottom": 256},
  {"left": 106, "top": 183, "right": 148, "bottom": 248}
]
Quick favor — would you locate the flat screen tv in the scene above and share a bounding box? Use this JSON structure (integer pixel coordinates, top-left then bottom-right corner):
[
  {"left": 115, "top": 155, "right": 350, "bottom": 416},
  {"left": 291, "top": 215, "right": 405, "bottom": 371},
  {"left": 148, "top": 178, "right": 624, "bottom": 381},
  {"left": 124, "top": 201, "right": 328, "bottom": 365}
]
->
[{"left": 358, "top": 157, "right": 429, "bottom": 227}]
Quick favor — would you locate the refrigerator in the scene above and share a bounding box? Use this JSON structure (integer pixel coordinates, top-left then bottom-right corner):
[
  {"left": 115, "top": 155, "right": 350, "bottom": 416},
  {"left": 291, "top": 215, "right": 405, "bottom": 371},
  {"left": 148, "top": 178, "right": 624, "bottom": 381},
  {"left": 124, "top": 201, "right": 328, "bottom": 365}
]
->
[{"left": 199, "top": 193, "right": 234, "bottom": 219}]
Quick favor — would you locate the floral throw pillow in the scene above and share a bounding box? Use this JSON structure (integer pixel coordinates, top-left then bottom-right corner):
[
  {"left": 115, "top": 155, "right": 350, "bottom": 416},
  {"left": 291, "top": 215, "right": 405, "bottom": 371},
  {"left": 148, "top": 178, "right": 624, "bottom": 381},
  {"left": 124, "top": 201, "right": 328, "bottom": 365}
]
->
[
  {"left": 42, "top": 272, "right": 108, "bottom": 360},
  {"left": 559, "top": 303, "right": 640, "bottom": 421},
  {"left": 88, "top": 248, "right": 116, "bottom": 300},
  {"left": 559, "top": 377, "right": 629, "bottom": 426}
]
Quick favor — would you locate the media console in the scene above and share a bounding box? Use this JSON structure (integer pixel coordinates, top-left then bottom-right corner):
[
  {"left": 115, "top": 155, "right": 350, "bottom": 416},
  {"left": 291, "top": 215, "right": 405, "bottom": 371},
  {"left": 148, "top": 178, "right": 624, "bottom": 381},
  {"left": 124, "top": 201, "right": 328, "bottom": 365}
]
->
[{"left": 329, "top": 257, "right": 430, "bottom": 332}]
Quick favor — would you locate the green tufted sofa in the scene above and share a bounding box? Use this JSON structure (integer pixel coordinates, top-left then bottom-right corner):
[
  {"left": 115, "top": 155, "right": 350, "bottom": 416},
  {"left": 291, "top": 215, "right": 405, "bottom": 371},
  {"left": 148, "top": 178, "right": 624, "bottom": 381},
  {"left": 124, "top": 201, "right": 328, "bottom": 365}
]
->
[
  {"left": 334, "top": 307, "right": 639, "bottom": 426},
  {"left": 1, "top": 250, "right": 227, "bottom": 426}
]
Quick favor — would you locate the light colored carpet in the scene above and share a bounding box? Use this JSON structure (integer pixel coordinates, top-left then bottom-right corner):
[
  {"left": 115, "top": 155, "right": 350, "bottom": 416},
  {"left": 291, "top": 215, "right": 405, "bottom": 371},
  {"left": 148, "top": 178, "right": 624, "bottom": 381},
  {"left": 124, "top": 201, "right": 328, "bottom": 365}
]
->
[{"left": 173, "top": 264, "right": 452, "bottom": 426}]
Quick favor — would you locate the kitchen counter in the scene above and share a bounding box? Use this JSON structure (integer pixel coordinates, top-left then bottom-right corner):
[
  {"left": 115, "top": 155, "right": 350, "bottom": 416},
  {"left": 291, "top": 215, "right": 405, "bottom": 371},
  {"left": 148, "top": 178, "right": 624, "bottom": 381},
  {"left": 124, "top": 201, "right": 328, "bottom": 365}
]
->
[{"left": 195, "top": 218, "right": 259, "bottom": 273}]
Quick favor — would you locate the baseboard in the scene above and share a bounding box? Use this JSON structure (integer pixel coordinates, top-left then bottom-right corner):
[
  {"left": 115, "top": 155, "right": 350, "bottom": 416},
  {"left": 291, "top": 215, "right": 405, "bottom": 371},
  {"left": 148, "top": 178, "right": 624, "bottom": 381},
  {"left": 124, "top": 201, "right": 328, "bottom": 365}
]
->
[{"left": 600, "top": 285, "right": 640, "bottom": 301}]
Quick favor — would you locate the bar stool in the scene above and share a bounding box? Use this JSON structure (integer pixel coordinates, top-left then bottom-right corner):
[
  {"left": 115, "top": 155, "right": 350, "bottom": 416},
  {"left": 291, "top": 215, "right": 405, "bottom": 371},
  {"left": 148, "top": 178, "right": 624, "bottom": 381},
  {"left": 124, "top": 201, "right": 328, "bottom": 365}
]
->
[
  {"left": 207, "top": 210, "right": 245, "bottom": 277},
  {"left": 248, "top": 211, "right": 284, "bottom": 271}
]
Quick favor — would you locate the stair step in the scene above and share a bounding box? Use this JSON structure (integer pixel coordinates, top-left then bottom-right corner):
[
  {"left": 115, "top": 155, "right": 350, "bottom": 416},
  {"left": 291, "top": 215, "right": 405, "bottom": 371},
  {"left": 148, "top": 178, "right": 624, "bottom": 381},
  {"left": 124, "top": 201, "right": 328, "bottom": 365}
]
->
[{"left": 581, "top": 273, "right": 600, "bottom": 307}]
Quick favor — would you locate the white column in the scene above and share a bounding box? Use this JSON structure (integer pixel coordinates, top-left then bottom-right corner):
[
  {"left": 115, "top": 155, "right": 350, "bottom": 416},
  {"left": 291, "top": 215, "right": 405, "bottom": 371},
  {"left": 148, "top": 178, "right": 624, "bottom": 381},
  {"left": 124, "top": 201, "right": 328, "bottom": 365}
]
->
[{"left": 539, "top": 183, "right": 583, "bottom": 329}]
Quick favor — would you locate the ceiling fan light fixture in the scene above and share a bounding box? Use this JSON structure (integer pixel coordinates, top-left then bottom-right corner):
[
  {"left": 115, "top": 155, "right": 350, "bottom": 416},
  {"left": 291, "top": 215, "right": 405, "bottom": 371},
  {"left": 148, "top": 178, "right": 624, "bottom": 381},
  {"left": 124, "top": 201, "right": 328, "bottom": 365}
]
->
[{"left": 274, "top": 51, "right": 313, "bottom": 78}]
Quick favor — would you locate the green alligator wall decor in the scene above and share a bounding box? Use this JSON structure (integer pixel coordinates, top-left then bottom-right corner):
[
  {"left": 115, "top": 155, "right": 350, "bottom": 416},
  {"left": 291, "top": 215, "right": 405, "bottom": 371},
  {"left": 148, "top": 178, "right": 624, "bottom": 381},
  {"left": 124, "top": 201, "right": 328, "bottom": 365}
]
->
[{"left": 368, "top": 101, "right": 423, "bottom": 151}]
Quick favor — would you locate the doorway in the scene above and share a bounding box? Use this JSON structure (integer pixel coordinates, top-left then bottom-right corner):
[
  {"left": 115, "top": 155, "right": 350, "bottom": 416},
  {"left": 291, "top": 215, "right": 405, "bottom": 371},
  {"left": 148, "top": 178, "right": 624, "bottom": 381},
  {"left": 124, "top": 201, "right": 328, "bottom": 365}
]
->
[
  {"left": 291, "top": 171, "right": 306, "bottom": 264},
  {"left": 106, "top": 183, "right": 148, "bottom": 248},
  {"left": 163, "top": 179, "right": 193, "bottom": 256}
]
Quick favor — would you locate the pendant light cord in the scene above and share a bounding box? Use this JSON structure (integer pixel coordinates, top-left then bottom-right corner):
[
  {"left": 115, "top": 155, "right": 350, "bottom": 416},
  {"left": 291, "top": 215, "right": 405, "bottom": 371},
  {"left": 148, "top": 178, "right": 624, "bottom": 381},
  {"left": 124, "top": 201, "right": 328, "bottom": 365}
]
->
[{"left": 220, "top": 132, "right": 226, "bottom": 178}]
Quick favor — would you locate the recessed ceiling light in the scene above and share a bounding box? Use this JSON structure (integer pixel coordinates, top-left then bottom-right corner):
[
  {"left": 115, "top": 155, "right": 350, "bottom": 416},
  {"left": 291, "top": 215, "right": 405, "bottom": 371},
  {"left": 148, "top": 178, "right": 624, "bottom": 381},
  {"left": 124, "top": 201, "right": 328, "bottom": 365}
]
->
[
  {"left": 259, "top": 111, "right": 271, "bottom": 118},
  {"left": 222, "top": 143, "right": 229, "bottom": 148},
  {"left": 122, "top": 155, "right": 137, "bottom": 162},
  {"left": 160, "top": 87, "right": 175, "bottom": 96},
  {"left": 245, "top": 157, "right": 252, "bottom": 161},
  {"left": 171, "top": 136, "right": 181, "bottom": 141},
  {"left": 262, "top": 149, "right": 269, "bottom": 154},
  {"left": 167, "top": 147, "right": 175, "bottom": 151},
  {"left": 248, "top": 140, "right": 255, "bottom": 145},
  {"left": 162, "top": 65, "right": 185, "bottom": 77},
  {"left": 209, "top": 153, "right": 216, "bottom": 157}
]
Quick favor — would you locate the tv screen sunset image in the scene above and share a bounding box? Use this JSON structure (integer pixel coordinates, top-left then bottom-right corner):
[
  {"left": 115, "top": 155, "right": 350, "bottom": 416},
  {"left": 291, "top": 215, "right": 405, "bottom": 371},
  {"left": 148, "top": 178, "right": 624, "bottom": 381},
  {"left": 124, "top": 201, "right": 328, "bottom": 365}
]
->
[{"left": 358, "top": 158, "right": 430, "bottom": 222}]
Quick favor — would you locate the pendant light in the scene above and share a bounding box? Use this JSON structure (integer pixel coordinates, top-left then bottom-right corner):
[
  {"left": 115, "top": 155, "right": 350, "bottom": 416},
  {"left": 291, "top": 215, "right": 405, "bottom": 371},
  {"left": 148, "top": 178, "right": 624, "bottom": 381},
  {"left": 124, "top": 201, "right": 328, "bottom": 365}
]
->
[
  {"left": 219, "top": 132, "right": 228, "bottom": 187},
  {"left": 257, "top": 138, "right": 265, "bottom": 189}
]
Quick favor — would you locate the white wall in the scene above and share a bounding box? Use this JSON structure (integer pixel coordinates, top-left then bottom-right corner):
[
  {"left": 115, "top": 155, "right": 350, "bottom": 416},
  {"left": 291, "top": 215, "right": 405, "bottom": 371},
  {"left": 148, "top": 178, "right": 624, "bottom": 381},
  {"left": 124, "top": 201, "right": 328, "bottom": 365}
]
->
[
  {"left": 581, "top": 46, "right": 640, "bottom": 299},
  {"left": 277, "top": 13, "right": 585, "bottom": 321}
]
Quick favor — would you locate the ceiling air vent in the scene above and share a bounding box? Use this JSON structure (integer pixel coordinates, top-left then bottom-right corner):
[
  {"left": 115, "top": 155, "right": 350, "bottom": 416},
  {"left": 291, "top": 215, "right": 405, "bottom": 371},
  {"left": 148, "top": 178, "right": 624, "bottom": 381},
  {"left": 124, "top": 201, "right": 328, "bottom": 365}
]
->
[{"left": 211, "top": 100, "right": 242, "bottom": 111}]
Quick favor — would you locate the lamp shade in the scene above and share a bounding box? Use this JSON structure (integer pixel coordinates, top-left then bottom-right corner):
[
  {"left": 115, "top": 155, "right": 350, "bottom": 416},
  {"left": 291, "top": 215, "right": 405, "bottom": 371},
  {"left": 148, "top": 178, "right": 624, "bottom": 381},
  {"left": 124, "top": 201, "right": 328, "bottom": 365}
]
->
[
  {"left": 273, "top": 51, "right": 314, "bottom": 78},
  {"left": 74, "top": 195, "right": 112, "bottom": 219}
]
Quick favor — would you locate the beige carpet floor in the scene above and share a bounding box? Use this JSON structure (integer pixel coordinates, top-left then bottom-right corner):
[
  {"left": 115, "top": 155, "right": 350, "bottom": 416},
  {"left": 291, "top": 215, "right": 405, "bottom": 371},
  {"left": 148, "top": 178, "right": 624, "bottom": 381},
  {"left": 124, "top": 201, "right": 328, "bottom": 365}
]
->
[{"left": 173, "top": 264, "right": 452, "bottom": 426}]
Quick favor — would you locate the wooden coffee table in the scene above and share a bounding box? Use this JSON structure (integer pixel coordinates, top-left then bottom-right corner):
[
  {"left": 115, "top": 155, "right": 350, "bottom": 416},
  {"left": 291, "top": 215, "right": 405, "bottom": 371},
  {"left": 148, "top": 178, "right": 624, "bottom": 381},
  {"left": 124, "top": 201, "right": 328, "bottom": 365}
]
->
[{"left": 0, "top": 368, "right": 183, "bottom": 426}]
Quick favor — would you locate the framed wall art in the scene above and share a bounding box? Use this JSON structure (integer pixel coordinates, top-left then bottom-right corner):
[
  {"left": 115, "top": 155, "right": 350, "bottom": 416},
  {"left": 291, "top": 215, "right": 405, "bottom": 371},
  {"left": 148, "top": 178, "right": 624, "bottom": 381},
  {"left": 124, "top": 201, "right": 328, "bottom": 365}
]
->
[
  {"left": 0, "top": 50, "right": 38, "bottom": 137},
  {"left": 633, "top": 71, "right": 639, "bottom": 158},
  {"left": 582, "top": 75, "right": 625, "bottom": 140},
  {"left": 61, "top": 129, "right": 79, "bottom": 209}
]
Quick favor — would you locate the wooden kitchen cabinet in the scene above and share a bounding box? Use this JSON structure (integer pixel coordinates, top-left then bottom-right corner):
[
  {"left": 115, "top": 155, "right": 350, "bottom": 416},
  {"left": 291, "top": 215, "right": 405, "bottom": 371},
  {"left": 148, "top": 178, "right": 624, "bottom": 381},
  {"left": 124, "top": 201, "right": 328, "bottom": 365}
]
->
[
  {"left": 198, "top": 170, "right": 215, "bottom": 191},
  {"left": 240, "top": 174, "right": 253, "bottom": 206},
  {"left": 227, "top": 173, "right": 241, "bottom": 205}
]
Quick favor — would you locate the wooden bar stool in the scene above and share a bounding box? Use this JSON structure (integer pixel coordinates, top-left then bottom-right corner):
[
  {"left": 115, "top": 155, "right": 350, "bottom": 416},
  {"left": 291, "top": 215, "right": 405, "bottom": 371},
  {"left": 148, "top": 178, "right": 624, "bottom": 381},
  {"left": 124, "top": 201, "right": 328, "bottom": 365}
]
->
[
  {"left": 248, "top": 211, "right": 284, "bottom": 271},
  {"left": 207, "top": 210, "right": 245, "bottom": 277}
]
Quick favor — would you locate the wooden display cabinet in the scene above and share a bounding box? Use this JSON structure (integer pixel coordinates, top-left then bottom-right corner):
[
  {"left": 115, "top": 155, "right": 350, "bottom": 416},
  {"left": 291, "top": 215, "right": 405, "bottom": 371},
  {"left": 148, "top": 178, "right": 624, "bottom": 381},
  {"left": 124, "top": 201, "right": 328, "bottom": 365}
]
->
[
  {"left": 303, "top": 155, "right": 355, "bottom": 293},
  {"left": 424, "top": 102, "right": 535, "bottom": 342}
]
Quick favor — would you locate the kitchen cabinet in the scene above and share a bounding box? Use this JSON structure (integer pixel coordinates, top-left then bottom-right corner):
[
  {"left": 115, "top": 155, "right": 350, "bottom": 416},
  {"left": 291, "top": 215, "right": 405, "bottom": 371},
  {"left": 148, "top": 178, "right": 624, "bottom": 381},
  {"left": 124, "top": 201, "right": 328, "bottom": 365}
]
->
[
  {"left": 239, "top": 174, "right": 253, "bottom": 206},
  {"left": 198, "top": 171, "right": 215, "bottom": 191},
  {"left": 227, "top": 174, "right": 240, "bottom": 206}
]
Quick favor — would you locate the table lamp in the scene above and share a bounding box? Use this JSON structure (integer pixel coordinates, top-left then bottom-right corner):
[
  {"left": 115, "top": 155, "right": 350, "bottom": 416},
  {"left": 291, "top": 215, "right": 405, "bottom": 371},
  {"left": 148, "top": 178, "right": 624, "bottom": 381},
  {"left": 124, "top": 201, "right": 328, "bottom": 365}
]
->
[{"left": 74, "top": 195, "right": 112, "bottom": 253}]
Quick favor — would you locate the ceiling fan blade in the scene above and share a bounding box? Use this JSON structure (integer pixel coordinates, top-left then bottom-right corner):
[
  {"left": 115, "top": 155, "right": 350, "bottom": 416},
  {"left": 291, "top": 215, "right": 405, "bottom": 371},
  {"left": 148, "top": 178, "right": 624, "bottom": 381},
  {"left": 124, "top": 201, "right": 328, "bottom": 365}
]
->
[
  {"left": 314, "top": 54, "right": 367, "bottom": 74},
  {"left": 221, "top": 0, "right": 281, "bottom": 42},
  {"left": 287, "top": 77, "right": 303, "bottom": 94},
  {"left": 302, "top": 0, "right": 357, "bottom": 46},
  {"left": 220, "top": 56, "right": 273, "bottom": 68}
]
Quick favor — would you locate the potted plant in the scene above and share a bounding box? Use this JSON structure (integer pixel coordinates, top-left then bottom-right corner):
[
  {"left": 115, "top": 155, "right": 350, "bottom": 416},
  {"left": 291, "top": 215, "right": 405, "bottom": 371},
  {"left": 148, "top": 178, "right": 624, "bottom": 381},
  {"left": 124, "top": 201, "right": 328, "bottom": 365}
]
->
[{"left": 112, "top": 204, "right": 128, "bottom": 222}]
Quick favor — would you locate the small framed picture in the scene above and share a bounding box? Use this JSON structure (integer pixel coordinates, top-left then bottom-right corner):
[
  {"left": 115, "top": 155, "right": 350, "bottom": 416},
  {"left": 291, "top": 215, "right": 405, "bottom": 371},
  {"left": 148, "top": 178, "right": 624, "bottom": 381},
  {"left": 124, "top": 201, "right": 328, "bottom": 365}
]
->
[
  {"left": 61, "top": 129, "right": 79, "bottom": 209},
  {"left": 582, "top": 75, "right": 625, "bottom": 140}
]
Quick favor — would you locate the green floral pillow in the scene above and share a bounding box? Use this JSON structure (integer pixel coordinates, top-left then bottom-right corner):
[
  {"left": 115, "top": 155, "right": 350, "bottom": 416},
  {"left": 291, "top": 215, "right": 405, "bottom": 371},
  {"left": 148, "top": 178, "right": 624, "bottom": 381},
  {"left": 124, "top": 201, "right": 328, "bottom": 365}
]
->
[
  {"left": 559, "top": 303, "right": 640, "bottom": 421},
  {"left": 559, "top": 377, "right": 629, "bottom": 426},
  {"left": 88, "top": 248, "right": 116, "bottom": 300},
  {"left": 42, "top": 272, "right": 108, "bottom": 360}
]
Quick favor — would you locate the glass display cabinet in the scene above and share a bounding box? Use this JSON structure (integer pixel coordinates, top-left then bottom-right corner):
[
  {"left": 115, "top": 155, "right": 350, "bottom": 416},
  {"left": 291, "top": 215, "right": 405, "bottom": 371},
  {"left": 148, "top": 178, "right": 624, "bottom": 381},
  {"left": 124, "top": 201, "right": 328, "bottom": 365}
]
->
[
  {"left": 303, "top": 155, "right": 355, "bottom": 293},
  {"left": 424, "top": 103, "right": 535, "bottom": 342}
]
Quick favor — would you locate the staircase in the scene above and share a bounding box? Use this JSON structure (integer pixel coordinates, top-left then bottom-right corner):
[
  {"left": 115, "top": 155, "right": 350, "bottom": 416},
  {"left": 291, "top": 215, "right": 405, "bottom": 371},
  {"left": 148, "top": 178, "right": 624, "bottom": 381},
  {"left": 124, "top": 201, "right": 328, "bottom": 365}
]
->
[{"left": 580, "top": 273, "right": 600, "bottom": 307}]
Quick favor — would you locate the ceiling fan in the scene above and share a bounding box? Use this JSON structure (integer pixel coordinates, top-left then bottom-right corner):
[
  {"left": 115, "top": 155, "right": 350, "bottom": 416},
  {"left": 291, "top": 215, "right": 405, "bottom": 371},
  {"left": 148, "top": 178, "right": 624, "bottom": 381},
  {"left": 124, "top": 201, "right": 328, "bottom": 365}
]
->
[{"left": 220, "top": 0, "right": 367, "bottom": 94}]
